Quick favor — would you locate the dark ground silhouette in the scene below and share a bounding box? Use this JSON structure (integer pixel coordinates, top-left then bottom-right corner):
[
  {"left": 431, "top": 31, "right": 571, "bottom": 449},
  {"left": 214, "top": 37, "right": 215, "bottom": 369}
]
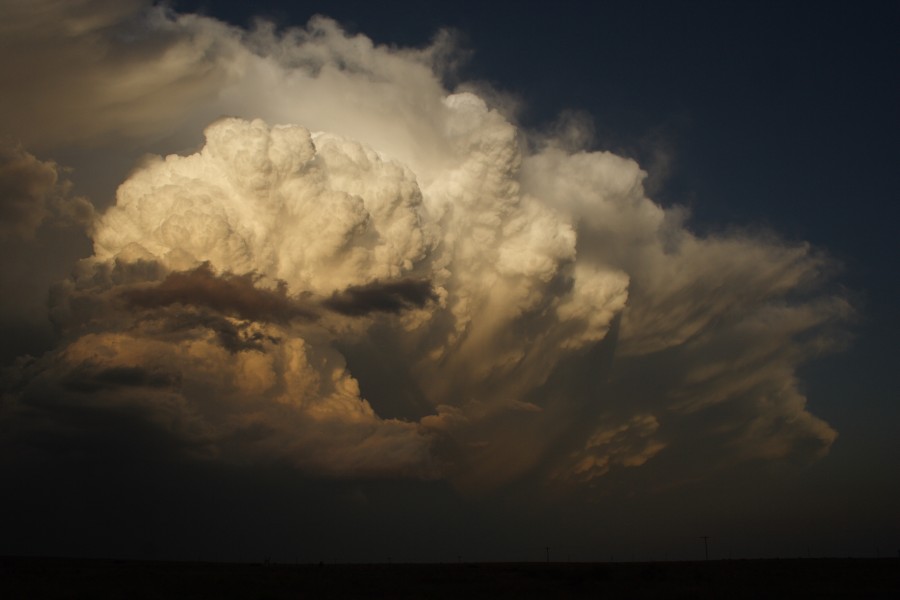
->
[{"left": 2, "top": 557, "right": 898, "bottom": 598}]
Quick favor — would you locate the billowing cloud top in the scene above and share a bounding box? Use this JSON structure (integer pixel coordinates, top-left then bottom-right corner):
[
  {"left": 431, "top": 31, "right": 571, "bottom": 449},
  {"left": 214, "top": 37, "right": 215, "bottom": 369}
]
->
[{"left": 0, "top": 0, "right": 849, "bottom": 493}]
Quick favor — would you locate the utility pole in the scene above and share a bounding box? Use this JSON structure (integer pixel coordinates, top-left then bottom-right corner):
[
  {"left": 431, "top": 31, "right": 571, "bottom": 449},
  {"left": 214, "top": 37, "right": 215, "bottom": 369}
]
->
[
  {"left": 545, "top": 546, "right": 550, "bottom": 563},
  {"left": 699, "top": 536, "right": 710, "bottom": 561}
]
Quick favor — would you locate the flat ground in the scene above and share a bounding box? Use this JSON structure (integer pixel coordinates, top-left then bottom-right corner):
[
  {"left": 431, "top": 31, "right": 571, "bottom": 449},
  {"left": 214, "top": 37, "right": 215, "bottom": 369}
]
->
[{"left": 2, "top": 557, "right": 898, "bottom": 598}]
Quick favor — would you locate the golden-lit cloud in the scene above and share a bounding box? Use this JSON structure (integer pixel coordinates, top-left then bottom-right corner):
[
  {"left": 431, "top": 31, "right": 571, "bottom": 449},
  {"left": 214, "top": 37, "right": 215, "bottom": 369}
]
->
[{"left": 0, "top": 0, "right": 850, "bottom": 491}]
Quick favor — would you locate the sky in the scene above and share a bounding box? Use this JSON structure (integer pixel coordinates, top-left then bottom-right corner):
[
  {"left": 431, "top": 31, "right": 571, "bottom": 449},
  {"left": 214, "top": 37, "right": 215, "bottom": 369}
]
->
[{"left": 0, "top": 0, "right": 897, "bottom": 563}]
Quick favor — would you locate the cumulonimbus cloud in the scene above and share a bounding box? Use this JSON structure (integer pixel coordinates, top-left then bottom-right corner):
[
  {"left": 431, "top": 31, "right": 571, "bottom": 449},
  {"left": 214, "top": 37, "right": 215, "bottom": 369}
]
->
[{"left": 0, "top": 0, "right": 849, "bottom": 491}]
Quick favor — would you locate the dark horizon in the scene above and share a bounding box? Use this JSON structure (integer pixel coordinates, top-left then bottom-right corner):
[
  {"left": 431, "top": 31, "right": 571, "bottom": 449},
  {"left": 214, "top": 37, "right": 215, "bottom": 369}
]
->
[{"left": 4, "top": 556, "right": 899, "bottom": 599}]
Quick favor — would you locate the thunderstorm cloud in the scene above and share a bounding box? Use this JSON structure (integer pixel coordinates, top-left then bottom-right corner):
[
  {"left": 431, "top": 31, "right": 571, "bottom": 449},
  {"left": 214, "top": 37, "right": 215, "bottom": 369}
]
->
[{"left": 0, "top": 0, "right": 849, "bottom": 492}]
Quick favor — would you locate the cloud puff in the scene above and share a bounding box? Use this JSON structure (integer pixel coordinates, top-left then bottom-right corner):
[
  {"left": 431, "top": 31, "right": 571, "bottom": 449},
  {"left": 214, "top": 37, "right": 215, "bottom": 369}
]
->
[
  {"left": 93, "top": 118, "right": 434, "bottom": 295},
  {"left": 0, "top": 2, "right": 849, "bottom": 491},
  {"left": 0, "top": 140, "right": 93, "bottom": 238}
]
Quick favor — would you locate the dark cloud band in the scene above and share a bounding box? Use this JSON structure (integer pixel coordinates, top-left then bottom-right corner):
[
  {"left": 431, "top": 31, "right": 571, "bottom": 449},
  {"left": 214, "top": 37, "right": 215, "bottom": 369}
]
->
[
  {"left": 122, "top": 263, "right": 317, "bottom": 323},
  {"left": 323, "top": 279, "right": 438, "bottom": 316}
]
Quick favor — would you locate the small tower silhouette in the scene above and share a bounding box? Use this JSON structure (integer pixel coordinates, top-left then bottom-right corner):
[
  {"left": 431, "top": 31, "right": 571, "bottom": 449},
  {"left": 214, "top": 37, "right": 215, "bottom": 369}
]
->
[{"left": 699, "top": 536, "right": 710, "bottom": 561}]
